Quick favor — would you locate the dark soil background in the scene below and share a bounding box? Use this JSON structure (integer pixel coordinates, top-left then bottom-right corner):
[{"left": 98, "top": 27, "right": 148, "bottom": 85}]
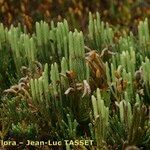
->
[{"left": 0, "top": 0, "right": 150, "bottom": 32}]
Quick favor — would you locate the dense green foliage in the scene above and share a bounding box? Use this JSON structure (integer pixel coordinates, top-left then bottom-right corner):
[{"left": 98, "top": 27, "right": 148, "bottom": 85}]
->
[{"left": 0, "top": 12, "right": 150, "bottom": 150}]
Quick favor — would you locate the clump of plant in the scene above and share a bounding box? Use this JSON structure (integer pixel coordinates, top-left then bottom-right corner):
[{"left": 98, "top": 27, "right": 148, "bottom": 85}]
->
[{"left": 0, "top": 12, "right": 150, "bottom": 150}]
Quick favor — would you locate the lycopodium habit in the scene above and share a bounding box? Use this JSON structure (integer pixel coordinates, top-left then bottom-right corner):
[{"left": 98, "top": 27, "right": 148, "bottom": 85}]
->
[{"left": 0, "top": 12, "right": 150, "bottom": 150}]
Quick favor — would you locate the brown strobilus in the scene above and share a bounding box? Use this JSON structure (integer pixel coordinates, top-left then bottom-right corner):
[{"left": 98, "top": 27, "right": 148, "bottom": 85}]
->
[
  {"left": 64, "top": 70, "right": 91, "bottom": 98},
  {"left": 85, "top": 46, "right": 115, "bottom": 91}
]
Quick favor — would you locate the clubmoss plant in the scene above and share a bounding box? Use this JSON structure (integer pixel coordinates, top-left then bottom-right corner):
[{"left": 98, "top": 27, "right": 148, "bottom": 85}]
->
[{"left": 0, "top": 12, "right": 150, "bottom": 150}]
